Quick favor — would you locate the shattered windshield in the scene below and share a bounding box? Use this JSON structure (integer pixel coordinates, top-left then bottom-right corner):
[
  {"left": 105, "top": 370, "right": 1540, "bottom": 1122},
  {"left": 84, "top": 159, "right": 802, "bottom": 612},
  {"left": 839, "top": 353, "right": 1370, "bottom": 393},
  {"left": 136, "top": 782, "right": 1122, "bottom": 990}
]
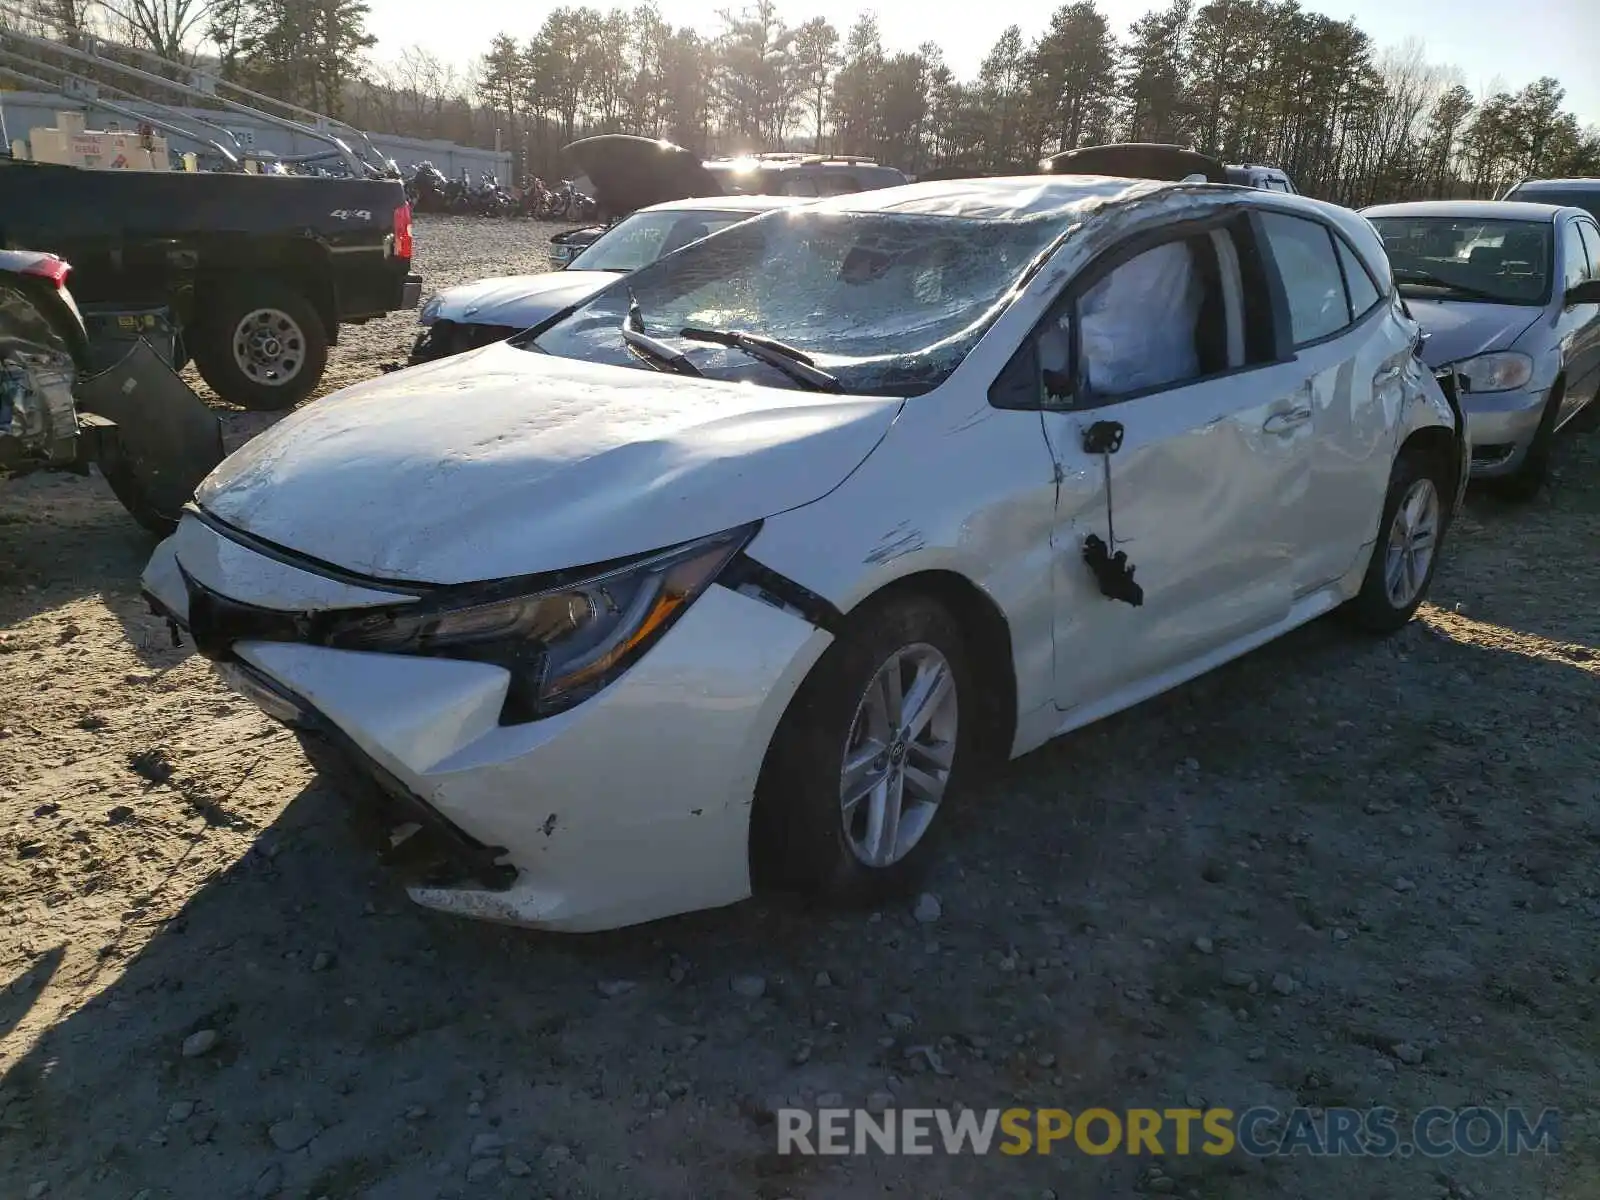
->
[
  {"left": 524, "top": 209, "right": 1069, "bottom": 395},
  {"left": 567, "top": 209, "right": 753, "bottom": 273},
  {"left": 1368, "top": 216, "right": 1552, "bottom": 305}
]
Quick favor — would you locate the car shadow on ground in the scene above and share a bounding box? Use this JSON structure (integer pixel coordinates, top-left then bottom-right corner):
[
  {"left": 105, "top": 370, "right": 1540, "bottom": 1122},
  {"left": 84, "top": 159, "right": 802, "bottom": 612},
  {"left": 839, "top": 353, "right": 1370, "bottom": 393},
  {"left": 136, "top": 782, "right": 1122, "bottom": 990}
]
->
[{"left": 2, "top": 589, "right": 1593, "bottom": 1200}]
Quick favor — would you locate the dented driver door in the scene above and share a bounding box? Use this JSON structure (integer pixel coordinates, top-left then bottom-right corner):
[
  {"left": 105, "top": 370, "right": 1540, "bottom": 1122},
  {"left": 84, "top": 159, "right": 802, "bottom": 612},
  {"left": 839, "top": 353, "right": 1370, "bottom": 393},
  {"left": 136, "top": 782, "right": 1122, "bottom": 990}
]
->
[{"left": 1030, "top": 232, "right": 1309, "bottom": 713}]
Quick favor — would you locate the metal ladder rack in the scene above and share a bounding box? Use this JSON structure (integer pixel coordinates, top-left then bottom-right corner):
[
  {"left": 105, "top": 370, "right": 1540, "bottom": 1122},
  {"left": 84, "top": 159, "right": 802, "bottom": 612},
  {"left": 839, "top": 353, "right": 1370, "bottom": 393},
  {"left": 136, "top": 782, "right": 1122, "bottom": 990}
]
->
[{"left": 0, "top": 2, "right": 395, "bottom": 177}]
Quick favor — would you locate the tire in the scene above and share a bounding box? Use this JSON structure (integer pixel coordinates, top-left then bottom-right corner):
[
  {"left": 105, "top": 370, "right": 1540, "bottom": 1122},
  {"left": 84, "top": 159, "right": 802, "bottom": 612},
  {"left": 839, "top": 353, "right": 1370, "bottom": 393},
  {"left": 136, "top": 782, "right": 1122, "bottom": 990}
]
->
[
  {"left": 1341, "top": 446, "right": 1450, "bottom": 634},
  {"left": 1489, "top": 379, "right": 1563, "bottom": 502},
  {"left": 190, "top": 283, "right": 328, "bottom": 412},
  {"left": 750, "top": 593, "right": 979, "bottom": 904}
]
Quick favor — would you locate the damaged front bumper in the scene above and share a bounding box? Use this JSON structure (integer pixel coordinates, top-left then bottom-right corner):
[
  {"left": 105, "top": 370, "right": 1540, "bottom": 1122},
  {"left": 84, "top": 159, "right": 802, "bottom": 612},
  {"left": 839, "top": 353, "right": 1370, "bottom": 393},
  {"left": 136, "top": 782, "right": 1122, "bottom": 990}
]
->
[
  {"left": 142, "top": 519, "right": 835, "bottom": 931},
  {"left": 215, "top": 656, "right": 518, "bottom": 891}
]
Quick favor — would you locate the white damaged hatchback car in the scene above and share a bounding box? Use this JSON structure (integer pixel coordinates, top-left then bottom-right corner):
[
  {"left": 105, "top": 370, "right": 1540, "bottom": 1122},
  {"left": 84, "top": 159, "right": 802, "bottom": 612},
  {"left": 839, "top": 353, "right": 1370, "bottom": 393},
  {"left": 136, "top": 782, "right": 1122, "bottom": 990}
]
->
[{"left": 142, "top": 172, "right": 1468, "bottom": 932}]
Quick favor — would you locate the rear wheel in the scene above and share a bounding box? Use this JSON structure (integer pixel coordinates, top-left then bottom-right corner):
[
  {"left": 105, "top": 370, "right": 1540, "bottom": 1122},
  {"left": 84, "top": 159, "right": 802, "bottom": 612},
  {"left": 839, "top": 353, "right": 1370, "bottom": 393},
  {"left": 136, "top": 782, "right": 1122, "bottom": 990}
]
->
[
  {"left": 191, "top": 284, "right": 328, "bottom": 411},
  {"left": 1342, "top": 447, "right": 1448, "bottom": 634},
  {"left": 751, "top": 594, "right": 977, "bottom": 904}
]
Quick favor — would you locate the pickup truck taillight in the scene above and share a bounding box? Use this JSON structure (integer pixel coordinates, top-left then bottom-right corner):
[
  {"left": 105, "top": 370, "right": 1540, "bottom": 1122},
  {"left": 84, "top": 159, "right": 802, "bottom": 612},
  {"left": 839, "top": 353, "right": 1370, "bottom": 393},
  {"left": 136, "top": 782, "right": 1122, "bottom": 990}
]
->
[
  {"left": 393, "top": 203, "right": 414, "bottom": 260},
  {"left": 21, "top": 255, "right": 71, "bottom": 287}
]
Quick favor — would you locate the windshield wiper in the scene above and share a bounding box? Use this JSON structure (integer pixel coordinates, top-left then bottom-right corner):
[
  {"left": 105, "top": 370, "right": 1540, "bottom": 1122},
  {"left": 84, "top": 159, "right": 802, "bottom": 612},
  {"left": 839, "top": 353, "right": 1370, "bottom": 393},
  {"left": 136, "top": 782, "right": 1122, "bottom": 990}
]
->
[
  {"left": 1391, "top": 269, "right": 1508, "bottom": 304},
  {"left": 620, "top": 293, "right": 702, "bottom": 377},
  {"left": 678, "top": 326, "right": 842, "bottom": 393}
]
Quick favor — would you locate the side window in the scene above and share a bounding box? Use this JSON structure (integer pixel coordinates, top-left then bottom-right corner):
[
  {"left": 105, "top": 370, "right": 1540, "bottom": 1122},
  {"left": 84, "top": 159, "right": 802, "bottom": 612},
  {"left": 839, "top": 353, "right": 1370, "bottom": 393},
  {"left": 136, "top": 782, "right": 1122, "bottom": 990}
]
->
[
  {"left": 1259, "top": 212, "right": 1351, "bottom": 345},
  {"left": 1027, "top": 232, "right": 1239, "bottom": 405},
  {"left": 1559, "top": 221, "right": 1588, "bottom": 290},
  {"left": 1578, "top": 222, "right": 1600, "bottom": 282},
  {"left": 1334, "top": 236, "right": 1382, "bottom": 318},
  {"left": 783, "top": 176, "right": 819, "bottom": 198}
]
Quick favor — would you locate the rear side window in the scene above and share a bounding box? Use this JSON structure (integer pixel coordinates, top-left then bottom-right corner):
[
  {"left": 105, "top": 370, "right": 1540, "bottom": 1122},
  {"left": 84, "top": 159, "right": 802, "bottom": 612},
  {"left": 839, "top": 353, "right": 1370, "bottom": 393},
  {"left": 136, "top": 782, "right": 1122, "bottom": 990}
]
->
[
  {"left": 1259, "top": 211, "right": 1349, "bottom": 345},
  {"left": 783, "top": 176, "right": 820, "bottom": 198},
  {"left": 815, "top": 173, "right": 861, "bottom": 197},
  {"left": 1334, "top": 236, "right": 1382, "bottom": 318}
]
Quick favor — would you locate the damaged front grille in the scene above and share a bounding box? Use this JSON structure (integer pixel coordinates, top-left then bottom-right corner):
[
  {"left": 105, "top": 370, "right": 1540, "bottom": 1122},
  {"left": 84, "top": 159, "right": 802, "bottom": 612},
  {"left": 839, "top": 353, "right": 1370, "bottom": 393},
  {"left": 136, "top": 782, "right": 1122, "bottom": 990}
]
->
[{"left": 184, "top": 569, "right": 321, "bottom": 662}]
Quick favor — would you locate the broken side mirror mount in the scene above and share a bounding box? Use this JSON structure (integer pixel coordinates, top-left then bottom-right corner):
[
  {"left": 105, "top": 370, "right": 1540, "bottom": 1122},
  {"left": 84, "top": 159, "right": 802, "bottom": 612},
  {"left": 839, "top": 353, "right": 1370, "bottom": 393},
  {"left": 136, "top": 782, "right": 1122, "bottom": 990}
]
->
[{"left": 1079, "top": 419, "right": 1144, "bottom": 607}]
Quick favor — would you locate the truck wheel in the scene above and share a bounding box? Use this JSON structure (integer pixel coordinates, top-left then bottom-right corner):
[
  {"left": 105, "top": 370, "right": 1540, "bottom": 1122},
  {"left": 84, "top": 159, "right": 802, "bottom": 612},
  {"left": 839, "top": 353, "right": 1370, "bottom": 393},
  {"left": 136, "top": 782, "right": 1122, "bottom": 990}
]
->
[{"left": 192, "top": 285, "right": 328, "bottom": 411}]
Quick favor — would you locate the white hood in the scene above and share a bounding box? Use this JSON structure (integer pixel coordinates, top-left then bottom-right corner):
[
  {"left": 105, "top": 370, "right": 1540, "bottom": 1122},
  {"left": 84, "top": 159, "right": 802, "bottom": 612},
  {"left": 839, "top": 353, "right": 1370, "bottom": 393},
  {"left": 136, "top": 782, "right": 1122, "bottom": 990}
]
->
[
  {"left": 429, "top": 271, "right": 617, "bottom": 329},
  {"left": 195, "top": 344, "right": 903, "bottom": 585}
]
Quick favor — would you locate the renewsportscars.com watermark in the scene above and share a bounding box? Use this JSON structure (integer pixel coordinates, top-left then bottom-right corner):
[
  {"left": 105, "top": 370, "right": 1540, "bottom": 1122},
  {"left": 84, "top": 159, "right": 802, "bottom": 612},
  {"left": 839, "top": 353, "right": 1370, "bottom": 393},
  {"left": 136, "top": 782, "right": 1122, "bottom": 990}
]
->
[{"left": 777, "top": 1106, "right": 1560, "bottom": 1158}]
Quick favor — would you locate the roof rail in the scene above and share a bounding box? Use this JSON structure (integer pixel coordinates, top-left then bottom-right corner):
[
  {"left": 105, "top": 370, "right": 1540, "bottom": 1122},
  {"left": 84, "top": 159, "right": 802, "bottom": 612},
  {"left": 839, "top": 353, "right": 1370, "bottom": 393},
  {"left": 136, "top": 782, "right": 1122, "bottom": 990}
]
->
[{"left": 0, "top": 4, "right": 393, "bottom": 176}]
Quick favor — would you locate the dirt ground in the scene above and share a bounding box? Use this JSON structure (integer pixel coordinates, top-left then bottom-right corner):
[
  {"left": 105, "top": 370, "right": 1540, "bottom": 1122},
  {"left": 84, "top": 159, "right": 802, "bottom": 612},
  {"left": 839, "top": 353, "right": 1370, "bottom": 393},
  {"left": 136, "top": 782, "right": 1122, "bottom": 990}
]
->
[{"left": 2, "top": 215, "right": 1598, "bottom": 1200}]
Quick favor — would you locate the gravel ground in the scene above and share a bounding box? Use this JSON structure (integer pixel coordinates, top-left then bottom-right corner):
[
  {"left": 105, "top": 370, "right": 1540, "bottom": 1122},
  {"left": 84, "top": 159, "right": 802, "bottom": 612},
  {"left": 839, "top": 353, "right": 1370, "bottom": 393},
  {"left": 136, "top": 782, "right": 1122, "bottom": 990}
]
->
[{"left": 2, "top": 215, "right": 1599, "bottom": 1200}]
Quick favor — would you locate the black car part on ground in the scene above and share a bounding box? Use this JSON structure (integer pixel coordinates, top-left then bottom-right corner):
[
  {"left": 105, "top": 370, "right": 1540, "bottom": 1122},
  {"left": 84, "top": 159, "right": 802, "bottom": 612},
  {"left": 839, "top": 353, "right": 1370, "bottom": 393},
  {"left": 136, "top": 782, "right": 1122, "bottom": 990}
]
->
[
  {"left": 74, "top": 338, "right": 225, "bottom": 534},
  {"left": 1045, "top": 143, "right": 1229, "bottom": 184},
  {"left": 0, "top": 158, "right": 422, "bottom": 410}
]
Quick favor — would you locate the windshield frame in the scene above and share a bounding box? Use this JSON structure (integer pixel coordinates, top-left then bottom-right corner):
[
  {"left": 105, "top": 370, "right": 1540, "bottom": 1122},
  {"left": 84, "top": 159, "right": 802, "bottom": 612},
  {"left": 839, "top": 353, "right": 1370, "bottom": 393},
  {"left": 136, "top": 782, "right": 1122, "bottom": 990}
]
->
[
  {"left": 1368, "top": 214, "right": 1555, "bottom": 307},
  {"left": 517, "top": 207, "right": 1075, "bottom": 397}
]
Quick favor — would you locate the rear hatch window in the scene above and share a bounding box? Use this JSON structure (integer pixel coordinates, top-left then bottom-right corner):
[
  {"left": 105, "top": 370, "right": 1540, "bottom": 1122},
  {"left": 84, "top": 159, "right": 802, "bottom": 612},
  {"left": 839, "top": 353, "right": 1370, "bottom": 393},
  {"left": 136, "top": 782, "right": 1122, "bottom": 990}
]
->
[{"left": 1507, "top": 186, "right": 1600, "bottom": 222}]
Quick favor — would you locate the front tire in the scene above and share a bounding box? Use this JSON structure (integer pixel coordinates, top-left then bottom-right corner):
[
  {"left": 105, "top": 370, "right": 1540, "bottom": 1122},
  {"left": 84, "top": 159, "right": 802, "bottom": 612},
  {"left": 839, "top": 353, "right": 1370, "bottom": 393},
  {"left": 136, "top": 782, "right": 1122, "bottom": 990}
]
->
[
  {"left": 191, "top": 284, "right": 328, "bottom": 411},
  {"left": 1342, "top": 447, "right": 1448, "bottom": 634},
  {"left": 751, "top": 593, "right": 978, "bottom": 904}
]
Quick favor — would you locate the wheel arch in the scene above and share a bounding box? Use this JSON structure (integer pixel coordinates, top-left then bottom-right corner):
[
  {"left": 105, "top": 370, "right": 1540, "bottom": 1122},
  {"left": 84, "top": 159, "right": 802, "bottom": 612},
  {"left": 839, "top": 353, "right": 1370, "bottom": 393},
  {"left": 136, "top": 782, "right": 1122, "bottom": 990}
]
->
[
  {"left": 835, "top": 567, "right": 1019, "bottom": 768},
  {"left": 1398, "top": 424, "right": 1464, "bottom": 517}
]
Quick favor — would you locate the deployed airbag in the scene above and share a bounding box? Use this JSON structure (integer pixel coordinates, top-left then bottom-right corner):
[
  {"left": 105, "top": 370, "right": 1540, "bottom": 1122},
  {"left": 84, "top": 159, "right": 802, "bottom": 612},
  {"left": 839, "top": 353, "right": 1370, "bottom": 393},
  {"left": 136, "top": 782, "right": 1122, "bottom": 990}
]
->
[{"left": 1078, "top": 241, "right": 1201, "bottom": 395}]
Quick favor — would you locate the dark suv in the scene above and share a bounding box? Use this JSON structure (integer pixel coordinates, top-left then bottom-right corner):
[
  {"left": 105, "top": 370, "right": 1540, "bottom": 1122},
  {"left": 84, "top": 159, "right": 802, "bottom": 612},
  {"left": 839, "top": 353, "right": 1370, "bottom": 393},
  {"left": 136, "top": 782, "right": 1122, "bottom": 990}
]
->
[
  {"left": 1503, "top": 178, "right": 1600, "bottom": 222},
  {"left": 703, "top": 153, "right": 907, "bottom": 197}
]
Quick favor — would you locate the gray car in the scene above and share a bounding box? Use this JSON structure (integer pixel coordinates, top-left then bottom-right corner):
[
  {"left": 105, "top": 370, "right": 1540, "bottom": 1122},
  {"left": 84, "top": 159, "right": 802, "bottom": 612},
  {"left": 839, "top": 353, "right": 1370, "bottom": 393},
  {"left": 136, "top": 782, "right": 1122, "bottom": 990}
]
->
[{"left": 1363, "top": 199, "right": 1600, "bottom": 495}]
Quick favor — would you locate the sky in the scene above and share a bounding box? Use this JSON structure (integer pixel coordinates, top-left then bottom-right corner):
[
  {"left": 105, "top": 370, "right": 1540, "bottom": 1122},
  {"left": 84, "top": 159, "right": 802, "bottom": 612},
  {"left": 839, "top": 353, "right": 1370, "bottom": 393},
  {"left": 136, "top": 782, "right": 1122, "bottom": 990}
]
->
[{"left": 364, "top": 0, "right": 1600, "bottom": 126}]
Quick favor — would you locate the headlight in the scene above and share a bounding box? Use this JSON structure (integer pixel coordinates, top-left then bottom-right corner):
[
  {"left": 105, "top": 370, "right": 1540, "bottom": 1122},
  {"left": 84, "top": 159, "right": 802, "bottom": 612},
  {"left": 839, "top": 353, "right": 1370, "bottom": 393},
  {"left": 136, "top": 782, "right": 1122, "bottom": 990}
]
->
[
  {"left": 325, "top": 524, "right": 756, "bottom": 722},
  {"left": 418, "top": 293, "right": 442, "bottom": 326},
  {"left": 1452, "top": 351, "right": 1533, "bottom": 394}
]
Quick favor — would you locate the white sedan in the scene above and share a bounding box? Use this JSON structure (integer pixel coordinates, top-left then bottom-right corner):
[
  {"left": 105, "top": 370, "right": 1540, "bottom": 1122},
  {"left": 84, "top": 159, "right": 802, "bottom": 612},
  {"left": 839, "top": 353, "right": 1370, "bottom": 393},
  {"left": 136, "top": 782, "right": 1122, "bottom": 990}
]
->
[{"left": 141, "top": 175, "right": 1467, "bottom": 932}]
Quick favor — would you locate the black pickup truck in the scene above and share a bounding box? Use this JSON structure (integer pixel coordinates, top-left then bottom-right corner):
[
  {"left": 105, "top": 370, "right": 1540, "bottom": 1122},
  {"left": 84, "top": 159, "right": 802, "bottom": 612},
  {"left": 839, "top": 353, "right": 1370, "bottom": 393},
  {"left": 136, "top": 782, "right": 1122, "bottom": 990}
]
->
[{"left": 0, "top": 158, "right": 421, "bottom": 410}]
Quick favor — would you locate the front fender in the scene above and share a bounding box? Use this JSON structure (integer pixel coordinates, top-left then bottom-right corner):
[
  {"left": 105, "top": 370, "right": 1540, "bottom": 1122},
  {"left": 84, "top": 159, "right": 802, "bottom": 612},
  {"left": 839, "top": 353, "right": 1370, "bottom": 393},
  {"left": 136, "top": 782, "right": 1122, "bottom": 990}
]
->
[
  {"left": 739, "top": 394, "right": 1062, "bottom": 741},
  {"left": 1401, "top": 358, "right": 1469, "bottom": 516}
]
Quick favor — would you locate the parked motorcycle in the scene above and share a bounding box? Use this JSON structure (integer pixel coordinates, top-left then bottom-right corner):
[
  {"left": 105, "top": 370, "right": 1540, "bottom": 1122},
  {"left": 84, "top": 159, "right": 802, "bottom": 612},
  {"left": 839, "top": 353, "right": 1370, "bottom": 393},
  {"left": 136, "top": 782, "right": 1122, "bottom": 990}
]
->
[
  {"left": 517, "top": 176, "right": 552, "bottom": 217},
  {"left": 546, "top": 179, "right": 596, "bottom": 220},
  {"left": 406, "top": 162, "right": 452, "bottom": 213}
]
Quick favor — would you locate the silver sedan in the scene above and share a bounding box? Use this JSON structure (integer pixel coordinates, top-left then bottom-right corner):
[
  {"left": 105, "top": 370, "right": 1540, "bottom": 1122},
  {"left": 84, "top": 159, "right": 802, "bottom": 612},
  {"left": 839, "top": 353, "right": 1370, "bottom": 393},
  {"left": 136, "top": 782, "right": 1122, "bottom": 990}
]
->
[{"left": 1364, "top": 199, "right": 1600, "bottom": 497}]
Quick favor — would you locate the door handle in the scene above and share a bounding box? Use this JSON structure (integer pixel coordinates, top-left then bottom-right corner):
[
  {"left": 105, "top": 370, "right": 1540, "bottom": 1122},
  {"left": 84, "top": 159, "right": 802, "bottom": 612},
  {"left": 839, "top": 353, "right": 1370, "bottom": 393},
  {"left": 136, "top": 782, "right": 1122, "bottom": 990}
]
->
[{"left": 1263, "top": 406, "right": 1312, "bottom": 435}]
